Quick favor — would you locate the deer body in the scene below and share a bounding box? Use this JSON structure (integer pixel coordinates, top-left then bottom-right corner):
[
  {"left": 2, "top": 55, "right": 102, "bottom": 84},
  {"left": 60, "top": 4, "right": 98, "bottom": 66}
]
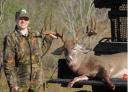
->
[
  {"left": 81, "top": 53, "right": 126, "bottom": 77},
  {"left": 53, "top": 40, "right": 127, "bottom": 90},
  {"left": 67, "top": 49, "right": 127, "bottom": 78}
]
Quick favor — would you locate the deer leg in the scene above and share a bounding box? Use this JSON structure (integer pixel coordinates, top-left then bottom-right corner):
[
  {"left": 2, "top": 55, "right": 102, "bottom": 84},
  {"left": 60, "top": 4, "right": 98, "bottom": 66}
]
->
[
  {"left": 68, "top": 75, "right": 88, "bottom": 87},
  {"left": 102, "top": 69, "right": 115, "bottom": 90}
]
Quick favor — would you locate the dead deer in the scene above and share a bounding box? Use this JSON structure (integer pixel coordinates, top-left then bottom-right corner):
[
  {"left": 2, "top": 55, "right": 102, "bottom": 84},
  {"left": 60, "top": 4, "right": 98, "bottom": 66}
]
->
[{"left": 53, "top": 30, "right": 128, "bottom": 90}]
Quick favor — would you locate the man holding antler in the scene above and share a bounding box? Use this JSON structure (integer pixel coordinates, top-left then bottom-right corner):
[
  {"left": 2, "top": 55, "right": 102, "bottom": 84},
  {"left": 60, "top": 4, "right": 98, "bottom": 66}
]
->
[{"left": 3, "top": 9, "right": 57, "bottom": 92}]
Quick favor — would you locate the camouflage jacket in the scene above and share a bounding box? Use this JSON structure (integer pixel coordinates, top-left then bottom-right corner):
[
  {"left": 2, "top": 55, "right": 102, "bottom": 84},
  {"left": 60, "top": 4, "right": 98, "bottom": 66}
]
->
[{"left": 3, "top": 27, "right": 53, "bottom": 88}]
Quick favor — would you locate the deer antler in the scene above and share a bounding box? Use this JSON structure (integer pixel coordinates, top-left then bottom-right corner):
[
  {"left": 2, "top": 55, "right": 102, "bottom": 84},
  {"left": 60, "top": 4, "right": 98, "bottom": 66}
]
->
[
  {"left": 40, "top": 14, "right": 58, "bottom": 39},
  {"left": 40, "top": 13, "right": 65, "bottom": 40},
  {"left": 55, "top": 30, "right": 64, "bottom": 42},
  {"left": 40, "top": 16, "right": 48, "bottom": 34},
  {"left": 86, "top": 16, "right": 97, "bottom": 36},
  {"left": 75, "top": 27, "right": 81, "bottom": 41}
]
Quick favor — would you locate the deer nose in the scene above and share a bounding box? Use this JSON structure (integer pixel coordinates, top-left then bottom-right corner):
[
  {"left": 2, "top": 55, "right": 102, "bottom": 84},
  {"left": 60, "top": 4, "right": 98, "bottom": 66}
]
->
[{"left": 66, "top": 55, "right": 73, "bottom": 62}]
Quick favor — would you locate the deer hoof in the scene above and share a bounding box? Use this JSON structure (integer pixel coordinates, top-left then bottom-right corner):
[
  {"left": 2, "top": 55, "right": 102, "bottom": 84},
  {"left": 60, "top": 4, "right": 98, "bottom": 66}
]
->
[
  {"left": 67, "top": 81, "right": 75, "bottom": 88},
  {"left": 112, "top": 85, "right": 116, "bottom": 91}
]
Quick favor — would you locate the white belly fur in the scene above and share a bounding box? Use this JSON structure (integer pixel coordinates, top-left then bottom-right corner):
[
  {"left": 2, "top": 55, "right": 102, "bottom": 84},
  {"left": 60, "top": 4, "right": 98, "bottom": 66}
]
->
[{"left": 111, "top": 68, "right": 128, "bottom": 78}]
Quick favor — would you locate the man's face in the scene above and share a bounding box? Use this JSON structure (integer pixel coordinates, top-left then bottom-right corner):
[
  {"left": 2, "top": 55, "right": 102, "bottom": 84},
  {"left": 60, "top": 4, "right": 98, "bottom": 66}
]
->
[{"left": 16, "top": 17, "right": 29, "bottom": 29}]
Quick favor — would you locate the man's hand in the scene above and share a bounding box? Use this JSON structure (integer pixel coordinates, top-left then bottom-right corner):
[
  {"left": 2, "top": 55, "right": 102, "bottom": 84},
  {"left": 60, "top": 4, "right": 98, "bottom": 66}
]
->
[
  {"left": 11, "top": 85, "right": 19, "bottom": 92},
  {"left": 42, "top": 31, "right": 58, "bottom": 39}
]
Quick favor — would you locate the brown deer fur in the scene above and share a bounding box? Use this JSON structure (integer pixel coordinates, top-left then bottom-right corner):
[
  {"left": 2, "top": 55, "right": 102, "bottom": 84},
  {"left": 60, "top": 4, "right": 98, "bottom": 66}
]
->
[{"left": 53, "top": 39, "right": 127, "bottom": 90}]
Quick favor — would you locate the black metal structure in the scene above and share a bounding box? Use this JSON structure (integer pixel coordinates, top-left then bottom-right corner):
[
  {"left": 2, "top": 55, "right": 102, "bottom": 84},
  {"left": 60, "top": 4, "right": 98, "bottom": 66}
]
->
[
  {"left": 94, "top": 0, "right": 126, "bottom": 8},
  {"left": 94, "top": 0, "right": 127, "bottom": 55},
  {"left": 93, "top": 38, "right": 127, "bottom": 55},
  {"left": 47, "top": 79, "right": 127, "bottom": 92}
]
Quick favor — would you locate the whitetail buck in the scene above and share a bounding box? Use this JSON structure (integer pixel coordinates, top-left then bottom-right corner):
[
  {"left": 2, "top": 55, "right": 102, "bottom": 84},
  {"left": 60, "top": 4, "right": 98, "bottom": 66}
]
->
[{"left": 53, "top": 30, "right": 128, "bottom": 90}]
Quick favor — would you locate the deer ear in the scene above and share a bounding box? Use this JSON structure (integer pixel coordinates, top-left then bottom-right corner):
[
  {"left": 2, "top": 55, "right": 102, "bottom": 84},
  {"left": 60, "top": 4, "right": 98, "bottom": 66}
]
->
[
  {"left": 78, "top": 44, "right": 90, "bottom": 54},
  {"left": 52, "top": 46, "right": 64, "bottom": 55}
]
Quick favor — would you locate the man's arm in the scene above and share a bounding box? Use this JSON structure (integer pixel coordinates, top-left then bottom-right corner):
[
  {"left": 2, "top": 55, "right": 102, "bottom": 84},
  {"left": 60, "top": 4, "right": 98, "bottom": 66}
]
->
[
  {"left": 41, "top": 35, "right": 53, "bottom": 57},
  {"left": 3, "top": 35, "right": 18, "bottom": 89}
]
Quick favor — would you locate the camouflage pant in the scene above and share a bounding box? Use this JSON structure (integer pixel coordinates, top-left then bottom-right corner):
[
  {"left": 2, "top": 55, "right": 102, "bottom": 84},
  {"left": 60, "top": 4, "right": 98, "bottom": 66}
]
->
[
  {"left": 10, "top": 87, "right": 43, "bottom": 92},
  {"left": 10, "top": 85, "right": 43, "bottom": 92},
  {"left": 10, "top": 64, "right": 44, "bottom": 92}
]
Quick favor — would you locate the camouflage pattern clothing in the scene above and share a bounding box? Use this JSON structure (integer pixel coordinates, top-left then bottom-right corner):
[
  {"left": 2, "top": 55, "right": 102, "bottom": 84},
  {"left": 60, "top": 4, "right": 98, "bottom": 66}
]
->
[
  {"left": 3, "top": 26, "right": 53, "bottom": 92},
  {"left": 0, "top": 50, "right": 2, "bottom": 73}
]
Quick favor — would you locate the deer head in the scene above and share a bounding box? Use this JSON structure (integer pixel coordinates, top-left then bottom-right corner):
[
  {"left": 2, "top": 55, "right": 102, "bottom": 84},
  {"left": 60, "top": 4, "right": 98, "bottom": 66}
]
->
[{"left": 52, "top": 28, "right": 90, "bottom": 66}]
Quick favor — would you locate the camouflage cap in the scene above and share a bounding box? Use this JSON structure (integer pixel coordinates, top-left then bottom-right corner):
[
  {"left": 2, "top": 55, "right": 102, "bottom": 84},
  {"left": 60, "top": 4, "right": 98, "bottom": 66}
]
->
[{"left": 15, "top": 9, "right": 29, "bottom": 19}]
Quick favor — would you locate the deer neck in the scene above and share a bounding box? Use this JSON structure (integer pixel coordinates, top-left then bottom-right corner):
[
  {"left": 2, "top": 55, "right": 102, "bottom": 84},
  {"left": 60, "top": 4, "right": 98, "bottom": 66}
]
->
[{"left": 68, "top": 60, "right": 81, "bottom": 72}]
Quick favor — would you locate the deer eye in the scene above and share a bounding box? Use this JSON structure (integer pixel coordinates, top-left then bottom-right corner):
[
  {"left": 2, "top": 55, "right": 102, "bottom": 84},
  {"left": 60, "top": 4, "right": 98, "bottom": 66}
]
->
[
  {"left": 72, "top": 49, "right": 77, "bottom": 53},
  {"left": 72, "top": 48, "right": 76, "bottom": 50}
]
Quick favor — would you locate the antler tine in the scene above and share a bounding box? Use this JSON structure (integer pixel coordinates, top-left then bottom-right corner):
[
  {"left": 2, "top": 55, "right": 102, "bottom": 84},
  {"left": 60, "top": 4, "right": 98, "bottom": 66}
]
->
[
  {"left": 41, "top": 16, "right": 48, "bottom": 34},
  {"left": 55, "top": 29, "right": 64, "bottom": 42},
  {"left": 61, "top": 30, "right": 64, "bottom": 42},
  {"left": 50, "top": 12, "right": 52, "bottom": 31},
  {"left": 75, "top": 26, "right": 81, "bottom": 41},
  {"left": 44, "top": 16, "right": 48, "bottom": 32},
  {"left": 87, "top": 16, "right": 97, "bottom": 36}
]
